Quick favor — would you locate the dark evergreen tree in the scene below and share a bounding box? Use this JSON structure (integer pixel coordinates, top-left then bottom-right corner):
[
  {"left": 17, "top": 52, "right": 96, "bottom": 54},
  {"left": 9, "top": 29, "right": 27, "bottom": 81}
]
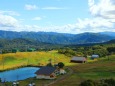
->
[{"left": 58, "top": 62, "right": 64, "bottom": 68}]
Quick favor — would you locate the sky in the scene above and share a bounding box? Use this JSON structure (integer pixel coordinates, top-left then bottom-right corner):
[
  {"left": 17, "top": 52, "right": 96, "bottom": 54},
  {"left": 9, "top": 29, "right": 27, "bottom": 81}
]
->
[{"left": 0, "top": 0, "right": 115, "bottom": 34}]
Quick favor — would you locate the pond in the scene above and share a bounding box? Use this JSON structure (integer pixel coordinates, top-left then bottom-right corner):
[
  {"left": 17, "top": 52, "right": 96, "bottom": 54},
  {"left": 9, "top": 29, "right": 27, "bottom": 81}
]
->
[{"left": 0, "top": 67, "right": 40, "bottom": 82}]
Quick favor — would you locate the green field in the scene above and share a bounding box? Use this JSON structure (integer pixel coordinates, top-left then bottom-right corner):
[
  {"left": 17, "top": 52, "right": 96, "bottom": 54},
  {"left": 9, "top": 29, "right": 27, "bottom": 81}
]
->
[{"left": 51, "top": 55, "right": 115, "bottom": 86}]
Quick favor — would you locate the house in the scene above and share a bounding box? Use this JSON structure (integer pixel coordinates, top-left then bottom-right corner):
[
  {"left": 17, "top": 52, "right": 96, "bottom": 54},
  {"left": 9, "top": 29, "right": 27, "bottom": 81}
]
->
[
  {"left": 70, "top": 56, "right": 87, "bottom": 63},
  {"left": 91, "top": 54, "right": 99, "bottom": 60},
  {"left": 35, "top": 67, "right": 57, "bottom": 79}
]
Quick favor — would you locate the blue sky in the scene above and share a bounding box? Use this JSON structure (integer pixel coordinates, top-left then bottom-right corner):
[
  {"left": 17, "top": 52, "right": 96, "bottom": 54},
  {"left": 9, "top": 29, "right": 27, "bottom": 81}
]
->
[{"left": 0, "top": 0, "right": 115, "bottom": 34}]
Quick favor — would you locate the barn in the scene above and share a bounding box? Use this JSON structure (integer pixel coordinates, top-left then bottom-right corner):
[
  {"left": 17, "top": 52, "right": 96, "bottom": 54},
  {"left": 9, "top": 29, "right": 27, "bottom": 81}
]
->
[{"left": 70, "top": 56, "right": 87, "bottom": 63}]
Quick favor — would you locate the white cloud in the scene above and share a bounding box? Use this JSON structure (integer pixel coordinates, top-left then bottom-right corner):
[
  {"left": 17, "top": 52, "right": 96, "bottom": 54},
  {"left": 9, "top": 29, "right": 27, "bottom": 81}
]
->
[
  {"left": 42, "top": 7, "right": 67, "bottom": 10},
  {"left": 32, "top": 17, "right": 42, "bottom": 21},
  {"left": 84, "top": 0, "right": 115, "bottom": 33},
  {"left": 76, "top": 17, "right": 113, "bottom": 29},
  {"left": 88, "top": 0, "right": 115, "bottom": 21},
  {"left": 0, "top": 10, "right": 20, "bottom": 16},
  {"left": 21, "top": 0, "right": 115, "bottom": 33},
  {"left": 25, "top": 4, "right": 38, "bottom": 10},
  {"left": 0, "top": 0, "right": 115, "bottom": 34},
  {"left": 0, "top": 14, "right": 20, "bottom": 28}
]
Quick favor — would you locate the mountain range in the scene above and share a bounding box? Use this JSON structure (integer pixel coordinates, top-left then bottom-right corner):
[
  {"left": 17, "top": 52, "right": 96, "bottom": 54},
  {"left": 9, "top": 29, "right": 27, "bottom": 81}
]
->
[
  {"left": 0, "top": 30, "right": 115, "bottom": 44},
  {"left": 0, "top": 38, "right": 59, "bottom": 50}
]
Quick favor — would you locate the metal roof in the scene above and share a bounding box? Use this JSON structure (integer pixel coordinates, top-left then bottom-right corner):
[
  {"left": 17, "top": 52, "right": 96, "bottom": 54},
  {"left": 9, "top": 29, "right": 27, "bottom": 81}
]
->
[
  {"left": 71, "top": 56, "right": 86, "bottom": 61},
  {"left": 91, "top": 55, "right": 99, "bottom": 58},
  {"left": 35, "top": 67, "right": 56, "bottom": 75}
]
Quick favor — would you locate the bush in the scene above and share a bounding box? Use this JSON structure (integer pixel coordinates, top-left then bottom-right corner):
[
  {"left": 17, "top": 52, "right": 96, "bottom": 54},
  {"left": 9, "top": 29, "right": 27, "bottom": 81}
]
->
[
  {"left": 79, "top": 80, "right": 97, "bottom": 86},
  {"left": 103, "top": 78, "right": 115, "bottom": 86},
  {"left": 79, "top": 79, "right": 115, "bottom": 86}
]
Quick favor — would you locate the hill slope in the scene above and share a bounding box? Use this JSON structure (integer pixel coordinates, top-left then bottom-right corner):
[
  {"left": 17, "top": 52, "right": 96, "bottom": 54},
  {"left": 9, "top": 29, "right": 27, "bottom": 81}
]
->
[{"left": 0, "top": 38, "right": 61, "bottom": 50}]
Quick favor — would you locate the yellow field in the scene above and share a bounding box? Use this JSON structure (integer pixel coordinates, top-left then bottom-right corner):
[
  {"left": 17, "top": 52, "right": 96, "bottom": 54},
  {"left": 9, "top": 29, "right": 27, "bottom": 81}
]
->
[{"left": 0, "top": 51, "right": 70, "bottom": 70}]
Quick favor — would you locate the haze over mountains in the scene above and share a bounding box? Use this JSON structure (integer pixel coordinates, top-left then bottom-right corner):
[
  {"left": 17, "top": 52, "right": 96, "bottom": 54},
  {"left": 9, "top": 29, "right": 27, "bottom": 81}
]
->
[{"left": 0, "top": 30, "right": 115, "bottom": 44}]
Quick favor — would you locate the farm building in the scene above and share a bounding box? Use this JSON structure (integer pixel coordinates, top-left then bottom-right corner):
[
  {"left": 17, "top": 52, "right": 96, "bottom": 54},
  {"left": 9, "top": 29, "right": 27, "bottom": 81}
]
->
[
  {"left": 70, "top": 56, "right": 87, "bottom": 63},
  {"left": 91, "top": 54, "right": 99, "bottom": 60},
  {"left": 59, "top": 69, "right": 66, "bottom": 74},
  {"left": 35, "top": 67, "right": 58, "bottom": 79}
]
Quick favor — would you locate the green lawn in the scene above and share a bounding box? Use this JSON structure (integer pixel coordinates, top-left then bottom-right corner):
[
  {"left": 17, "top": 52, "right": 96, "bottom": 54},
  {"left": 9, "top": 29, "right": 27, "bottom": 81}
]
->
[{"left": 51, "top": 55, "right": 115, "bottom": 86}]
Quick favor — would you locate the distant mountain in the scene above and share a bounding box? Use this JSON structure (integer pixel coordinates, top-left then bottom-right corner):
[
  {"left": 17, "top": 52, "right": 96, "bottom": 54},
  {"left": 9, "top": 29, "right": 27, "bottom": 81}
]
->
[
  {"left": 71, "top": 32, "right": 113, "bottom": 44},
  {"left": 99, "top": 32, "right": 115, "bottom": 37},
  {"left": 105, "top": 39, "right": 115, "bottom": 44},
  {"left": 0, "top": 38, "right": 61, "bottom": 50},
  {"left": 0, "top": 30, "right": 114, "bottom": 44}
]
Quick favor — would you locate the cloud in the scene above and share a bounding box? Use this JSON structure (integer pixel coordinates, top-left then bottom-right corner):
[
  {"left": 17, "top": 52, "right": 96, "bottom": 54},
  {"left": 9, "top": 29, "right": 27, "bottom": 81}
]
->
[
  {"left": 0, "top": 10, "right": 20, "bottom": 16},
  {"left": 0, "top": 0, "right": 115, "bottom": 34},
  {"left": 32, "top": 17, "right": 42, "bottom": 21},
  {"left": 21, "top": 0, "right": 115, "bottom": 33},
  {"left": 84, "top": 0, "right": 115, "bottom": 33},
  {"left": 88, "top": 0, "right": 115, "bottom": 21},
  {"left": 42, "top": 7, "right": 67, "bottom": 10},
  {"left": 25, "top": 4, "right": 38, "bottom": 10},
  {"left": 76, "top": 17, "right": 113, "bottom": 29},
  {"left": 0, "top": 14, "right": 20, "bottom": 28}
]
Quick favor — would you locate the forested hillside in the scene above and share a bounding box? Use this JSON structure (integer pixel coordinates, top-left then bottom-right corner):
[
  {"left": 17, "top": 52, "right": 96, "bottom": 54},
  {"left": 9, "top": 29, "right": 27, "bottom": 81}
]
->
[
  {"left": 0, "top": 30, "right": 114, "bottom": 44},
  {"left": 0, "top": 38, "right": 62, "bottom": 52}
]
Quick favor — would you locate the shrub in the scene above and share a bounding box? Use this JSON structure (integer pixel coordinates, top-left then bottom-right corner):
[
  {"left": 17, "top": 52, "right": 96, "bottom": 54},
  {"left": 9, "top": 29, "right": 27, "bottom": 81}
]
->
[
  {"left": 79, "top": 79, "right": 115, "bottom": 86},
  {"left": 79, "top": 80, "right": 96, "bottom": 86}
]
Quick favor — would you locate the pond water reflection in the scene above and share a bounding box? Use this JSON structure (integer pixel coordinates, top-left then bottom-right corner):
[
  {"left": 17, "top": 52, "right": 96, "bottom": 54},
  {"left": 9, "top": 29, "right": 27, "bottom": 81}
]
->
[{"left": 0, "top": 67, "right": 40, "bottom": 82}]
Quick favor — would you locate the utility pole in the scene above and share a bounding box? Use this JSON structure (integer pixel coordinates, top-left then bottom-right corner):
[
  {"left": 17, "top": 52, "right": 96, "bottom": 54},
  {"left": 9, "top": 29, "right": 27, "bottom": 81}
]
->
[
  {"left": 27, "top": 58, "right": 29, "bottom": 66},
  {"left": 107, "top": 53, "right": 110, "bottom": 60},
  {"left": 1, "top": 50, "right": 5, "bottom": 85}
]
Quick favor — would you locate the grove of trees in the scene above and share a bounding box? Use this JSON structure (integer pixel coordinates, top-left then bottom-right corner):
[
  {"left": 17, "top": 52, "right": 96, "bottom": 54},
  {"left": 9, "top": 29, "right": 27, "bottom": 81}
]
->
[{"left": 58, "top": 44, "right": 115, "bottom": 57}]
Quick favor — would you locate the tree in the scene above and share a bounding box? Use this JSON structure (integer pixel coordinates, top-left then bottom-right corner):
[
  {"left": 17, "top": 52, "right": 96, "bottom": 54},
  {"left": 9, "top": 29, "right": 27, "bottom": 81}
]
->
[
  {"left": 46, "top": 58, "right": 53, "bottom": 67},
  {"left": 0, "top": 78, "right": 1, "bottom": 82},
  {"left": 107, "top": 47, "right": 115, "bottom": 54},
  {"left": 58, "top": 62, "right": 64, "bottom": 68},
  {"left": 79, "top": 80, "right": 97, "bottom": 86},
  {"left": 46, "top": 63, "right": 53, "bottom": 67}
]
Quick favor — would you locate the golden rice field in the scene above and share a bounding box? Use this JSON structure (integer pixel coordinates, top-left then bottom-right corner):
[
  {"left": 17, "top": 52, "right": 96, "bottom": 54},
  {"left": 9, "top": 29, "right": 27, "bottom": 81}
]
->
[{"left": 0, "top": 51, "right": 71, "bottom": 71}]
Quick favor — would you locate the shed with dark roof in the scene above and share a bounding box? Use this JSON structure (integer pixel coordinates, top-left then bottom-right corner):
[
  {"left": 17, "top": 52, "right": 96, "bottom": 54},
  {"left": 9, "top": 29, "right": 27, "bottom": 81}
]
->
[
  {"left": 70, "top": 56, "right": 87, "bottom": 63},
  {"left": 35, "top": 67, "right": 57, "bottom": 79}
]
